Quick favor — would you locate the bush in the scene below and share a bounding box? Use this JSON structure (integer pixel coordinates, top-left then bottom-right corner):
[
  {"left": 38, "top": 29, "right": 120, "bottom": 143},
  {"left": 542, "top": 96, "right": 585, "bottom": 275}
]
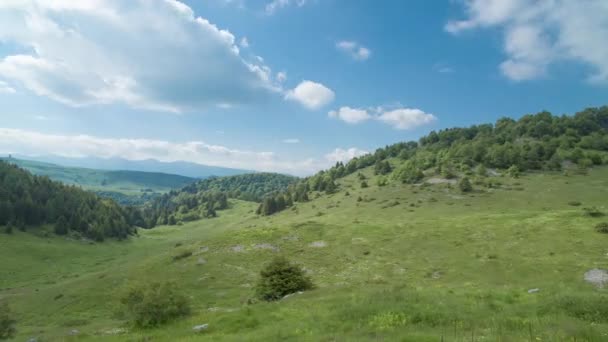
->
[
  {"left": 507, "top": 165, "right": 520, "bottom": 178},
  {"left": 255, "top": 256, "right": 313, "bottom": 301},
  {"left": 583, "top": 207, "right": 605, "bottom": 217},
  {"left": 568, "top": 201, "right": 582, "bottom": 206},
  {"left": 360, "top": 181, "right": 368, "bottom": 188},
  {"left": 458, "top": 177, "right": 473, "bottom": 193},
  {"left": 119, "top": 281, "right": 190, "bottom": 328},
  {"left": 0, "top": 301, "right": 16, "bottom": 340},
  {"left": 596, "top": 222, "right": 608, "bottom": 233},
  {"left": 172, "top": 249, "right": 193, "bottom": 261}
]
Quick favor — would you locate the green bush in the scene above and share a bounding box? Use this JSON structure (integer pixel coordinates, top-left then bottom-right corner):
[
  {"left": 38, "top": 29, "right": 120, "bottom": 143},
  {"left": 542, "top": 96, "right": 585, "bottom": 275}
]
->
[
  {"left": 596, "top": 222, "right": 608, "bottom": 234},
  {"left": 0, "top": 301, "right": 16, "bottom": 340},
  {"left": 119, "top": 281, "right": 190, "bottom": 328},
  {"left": 458, "top": 177, "right": 473, "bottom": 193},
  {"left": 568, "top": 201, "right": 582, "bottom": 206},
  {"left": 583, "top": 207, "right": 605, "bottom": 217},
  {"left": 255, "top": 257, "right": 313, "bottom": 301},
  {"left": 172, "top": 249, "right": 193, "bottom": 261}
]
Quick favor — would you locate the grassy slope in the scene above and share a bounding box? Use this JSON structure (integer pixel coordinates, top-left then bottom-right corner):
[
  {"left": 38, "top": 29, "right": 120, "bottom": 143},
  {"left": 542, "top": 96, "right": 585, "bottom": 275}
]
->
[
  {"left": 2, "top": 165, "right": 608, "bottom": 341},
  {"left": 0, "top": 158, "right": 196, "bottom": 195}
]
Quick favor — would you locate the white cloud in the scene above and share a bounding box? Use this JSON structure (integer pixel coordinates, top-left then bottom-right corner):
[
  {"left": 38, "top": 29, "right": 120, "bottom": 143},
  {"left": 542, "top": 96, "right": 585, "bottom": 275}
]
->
[
  {"left": 276, "top": 71, "right": 287, "bottom": 83},
  {"left": 265, "top": 0, "right": 308, "bottom": 15},
  {"left": 282, "top": 138, "right": 300, "bottom": 144},
  {"left": 0, "top": 80, "right": 15, "bottom": 94},
  {"left": 325, "top": 148, "right": 368, "bottom": 163},
  {"left": 336, "top": 41, "right": 371, "bottom": 61},
  {"left": 239, "top": 36, "right": 249, "bottom": 48},
  {"left": 377, "top": 108, "right": 437, "bottom": 130},
  {"left": 285, "top": 80, "right": 335, "bottom": 110},
  {"left": 0, "top": 128, "right": 367, "bottom": 176},
  {"left": 0, "top": 0, "right": 282, "bottom": 112},
  {"left": 328, "top": 107, "right": 371, "bottom": 124},
  {"left": 446, "top": 0, "right": 608, "bottom": 82},
  {"left": 328, "top": 105, "right": 437, "bottom": 130}
]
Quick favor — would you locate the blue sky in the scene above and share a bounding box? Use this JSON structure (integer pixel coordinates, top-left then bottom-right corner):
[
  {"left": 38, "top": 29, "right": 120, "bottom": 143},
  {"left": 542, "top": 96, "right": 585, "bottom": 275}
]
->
[{"left": 0, "top": 0, "right": 607, "bottom": 175}]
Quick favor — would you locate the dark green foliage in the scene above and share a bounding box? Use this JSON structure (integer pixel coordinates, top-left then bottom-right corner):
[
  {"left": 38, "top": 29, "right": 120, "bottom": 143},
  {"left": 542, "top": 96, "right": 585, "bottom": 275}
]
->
[
  {"left": 0, "top": 301, "right": 16, "bottom": 340},
  {"left": 568, "top": 201, "right": 582, "bottom": 206},
  {"left": 374, "top": 160, "right": 392, "bottom": 175},
  {"left": 0, "top": 161, "right": 135, "bottom": 240},
  {"left": 119, "top": 282, "right": 190, "bottom": 328},
  {"left": 393, "top": 161, "right": 424, "bottom": 184},
  {"left": 360, "top": 181, "right": 368, "bottom": 188},
  {"left": 458, "top": 177, "right": 473, "bottom": 192},
  {"left": 3, "top": 222, "right": 12, "bottom": 235},
  {"left": 595, "top": 222, "right": 608, "bottom": 233},
  {"left": 507, "top": 165, "right": 520, "bottom": 178},
  {"left": 583, "top": 207, "right": 605, "bottom": 217},
  {"left": 376, "top": 176, "right": 388, "bottom": 187},
  {"left": 172, "top": 249, "right": 193, "bottom": 261},
  {"left": 255, "top": 257, "right": 313, "bottom": 301},
  {"left": 145, "top": 173, "right": 296, "bottom": 226}
]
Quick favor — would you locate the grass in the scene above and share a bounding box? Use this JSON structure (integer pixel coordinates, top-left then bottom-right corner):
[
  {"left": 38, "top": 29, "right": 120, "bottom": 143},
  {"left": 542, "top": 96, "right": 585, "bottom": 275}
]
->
[{"left": 2, "top": 165, "right": 608, "bottom": 340}]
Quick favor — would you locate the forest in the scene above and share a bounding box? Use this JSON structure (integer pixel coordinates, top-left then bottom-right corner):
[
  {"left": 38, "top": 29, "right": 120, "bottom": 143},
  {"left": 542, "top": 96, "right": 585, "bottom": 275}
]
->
[{"left": 0, "top": 162, "right": 136, "bottom": 240}]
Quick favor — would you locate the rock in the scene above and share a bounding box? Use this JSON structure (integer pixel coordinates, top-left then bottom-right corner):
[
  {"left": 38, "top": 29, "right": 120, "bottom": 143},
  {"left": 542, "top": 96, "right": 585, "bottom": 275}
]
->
[
  {"left": 254, "top": 243, "right": 279, "bottom": 251},
  {"left": 309, "top": 241, "right": 327, "bottom": 248},
  {"left": 231, "top": 245, "right": 244, "bottom": 252},
  {"left": 69, "top": 329, "right": 79, "bottom": 335},
  {"left": 193, "top": 324, "right": 209, "bottom": 333},
  {"left": 196, "top": 258, "right": 206, "bottom": 265},
  {"left": 27, "top": 338, "right": 38, "bottom": 342},
  {"left": 584, "top": 268, "right": 608, "bottom": 288},
  {"left": 199, "top": 246, "right": 209, "bottom": 252},
  {"left": 527, "top": 288, "right": 540, "bottom": 293}
]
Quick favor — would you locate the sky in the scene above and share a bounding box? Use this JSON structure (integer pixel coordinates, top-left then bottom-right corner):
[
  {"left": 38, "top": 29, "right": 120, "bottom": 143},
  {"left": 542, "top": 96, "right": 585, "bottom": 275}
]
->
[{"left": 0, "top": 0, "right": 607, "bottom": 176}]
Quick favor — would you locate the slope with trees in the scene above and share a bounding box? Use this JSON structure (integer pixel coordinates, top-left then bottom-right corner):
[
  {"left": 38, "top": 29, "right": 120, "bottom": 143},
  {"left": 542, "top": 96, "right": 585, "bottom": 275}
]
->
[{"left": 0, "top": 162, "right": 136, "bottom": 240}]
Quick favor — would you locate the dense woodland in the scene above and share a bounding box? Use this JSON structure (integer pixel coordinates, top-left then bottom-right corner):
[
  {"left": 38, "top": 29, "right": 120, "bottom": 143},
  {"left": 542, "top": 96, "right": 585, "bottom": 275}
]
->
[
  {"left": 258, "top": 106, "right": 608, "bottom": 216},
  {"left": 0, "top": 162, "right": 136, "bottom": 240},
  {"left": 141, "top": 173, "right": 297, "bottom": 227}
]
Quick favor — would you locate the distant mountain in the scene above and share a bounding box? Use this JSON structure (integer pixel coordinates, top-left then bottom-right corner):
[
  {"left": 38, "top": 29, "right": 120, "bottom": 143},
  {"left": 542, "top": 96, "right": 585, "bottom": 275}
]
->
[
  {"left": 1, "top": 157, "right": 196, "bottom": 192},
  {"left": 8, "top": 155, "right": 251, "bottom": 179}
]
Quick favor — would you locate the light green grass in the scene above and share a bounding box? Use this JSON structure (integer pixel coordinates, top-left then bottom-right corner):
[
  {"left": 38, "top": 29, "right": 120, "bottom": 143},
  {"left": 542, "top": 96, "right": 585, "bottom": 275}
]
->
[{"left": 2, "top": 166, "right": 608, "bottom": 341}]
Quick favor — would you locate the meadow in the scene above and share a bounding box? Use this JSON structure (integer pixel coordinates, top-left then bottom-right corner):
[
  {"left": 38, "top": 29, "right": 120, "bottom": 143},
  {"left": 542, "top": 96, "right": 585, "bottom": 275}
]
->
[{"left": 2, "top": 165, "right": 608, "bottom": 341}]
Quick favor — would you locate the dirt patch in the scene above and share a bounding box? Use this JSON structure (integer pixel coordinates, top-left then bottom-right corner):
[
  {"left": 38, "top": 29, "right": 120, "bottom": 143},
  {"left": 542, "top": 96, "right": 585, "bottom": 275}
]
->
[
  {"left": 426, "top": 177, "right": 457, "bottom": 185},
  {"left": 584, "top": 268, "right": 608, "bottom": 288},
  {"left": 254, "top": 243, "right": 279, "bottom": 251},
  {"left": 230, "top": 245, "right": 245, "bottom": 253},
  {"left": 309, "top": 241, "right": 327, "bottom": 248}
]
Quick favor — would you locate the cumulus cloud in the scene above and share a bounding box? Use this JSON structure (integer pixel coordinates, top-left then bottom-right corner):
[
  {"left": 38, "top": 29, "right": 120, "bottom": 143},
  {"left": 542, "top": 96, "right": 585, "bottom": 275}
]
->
[
  {"left": 328, "top": 107, "right": 371, "bottom": 124},
  {"left": 239, "top": 36, "right": 250, "bottom": 48},
  {"left": 377, "top": 108, "right": 437, "bottom": 130},
  {"left": 0, "top": 128, "right": 357, "bottom": 176},
  {"left": 265, "top": 0, "right": 308, "bottom": 15},
  {"left": 336, "top": 41, "right": 371, "bottom": 61},
  {"left": 0, "top": 0, "right": 282, "bottom": 112},
  {"left": 325, "top": 148, "right": 368, "bottom": 163},
  {"left": 285, "top": 80, "right": 335, "bottom": 110},
  {"left": 328, "top": 105, "right": 437, "bottom": 130},
  {"left": 446, "top": 0, "right": 608, "bottom": 82}
]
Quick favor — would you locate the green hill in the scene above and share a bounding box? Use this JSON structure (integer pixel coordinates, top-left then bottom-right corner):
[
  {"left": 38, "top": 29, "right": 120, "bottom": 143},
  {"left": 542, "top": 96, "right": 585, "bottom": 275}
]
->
[
  {"left": 2, "top": 106, "right": 608, "bottom": 341},
  {"left": 0, "top": 157, "right": 197, "bottom": 205}
]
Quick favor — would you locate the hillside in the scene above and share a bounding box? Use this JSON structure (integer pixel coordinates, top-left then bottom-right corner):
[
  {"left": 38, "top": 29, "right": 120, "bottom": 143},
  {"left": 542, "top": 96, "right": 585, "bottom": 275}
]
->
[
  {"left": 142, "top": 173, "right": 297, "bottom": 228},
  {"left": 2, "top": 106, "right": 608, "bottom": 340},
  {"left": 0, "top": 161, "right": 135, "bottom": 241},
  {"left": 0, "top": 157, "right": 197, "bottom": 205},
  {"left": 2, "top": 161, "right": 608, "bottom": 340}
]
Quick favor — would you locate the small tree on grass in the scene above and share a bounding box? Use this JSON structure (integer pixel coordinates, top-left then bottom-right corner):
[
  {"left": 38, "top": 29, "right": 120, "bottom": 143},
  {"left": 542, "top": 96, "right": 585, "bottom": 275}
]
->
[
  {"left": 119, "top": 281, "right": 190, "bottom": 328},
  {"left": 507, "top": 165, "right": 520, "bottom": 178},
  {"left": 256, "top": 257, "right": 313, "bottom": 301},
  {"left": 458, "top": 177, "right": 473, "bottom": 193},
  {"left": 0, "top": 301, "right": 16, "bottom": 340}
]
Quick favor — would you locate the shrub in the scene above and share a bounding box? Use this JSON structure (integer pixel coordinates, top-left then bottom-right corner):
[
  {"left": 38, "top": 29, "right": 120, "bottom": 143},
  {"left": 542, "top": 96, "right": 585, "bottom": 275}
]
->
[
  {"left": 596, "top": 222, "right": 608, "bottom": 234},
  {"left": 172, "top": 249, "right": 193, "bottom": 261},
  {"left": 583, "top": 207, "right": 605, "bottom": 217},
  {"left": 360, "top": 181, "right": 368, "bottom": 188},
  {"left": 0, "top": 301, "right": 16, "bottom": 340},
  {"left": 255, "top": 256, "right": 313, "bottom": 301},
  {"left": 507, "top": 165, "right": 520, "bottom": 178},
  {"left": 119, "top": 281, "right": 190, "bottom": 328},
  {"left": 568, "top": 201, "right": 582, "bottom": 206},
  {"left": 376, "top": 177, "right": 388, "bottom": 187},
  {"left": 458, "top": 177, "right": 473, "bottom": 193}
]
